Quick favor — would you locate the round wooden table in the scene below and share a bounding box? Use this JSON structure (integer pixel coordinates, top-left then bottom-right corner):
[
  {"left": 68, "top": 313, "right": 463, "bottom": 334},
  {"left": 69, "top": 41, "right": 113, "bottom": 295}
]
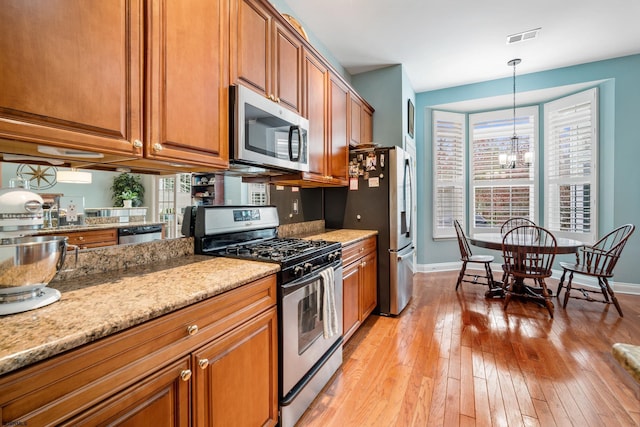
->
[{"left": 468, "top": 233, "right": 584, "bottom": 298}]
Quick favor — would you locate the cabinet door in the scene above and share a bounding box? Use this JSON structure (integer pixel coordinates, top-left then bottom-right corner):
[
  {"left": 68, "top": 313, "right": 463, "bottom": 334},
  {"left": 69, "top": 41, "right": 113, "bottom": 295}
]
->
[
  {"left": 193, "top": 307, "right": 278, "bottom": 427},
  {"left": 231, "top": 0, "right": 271, "bottom": 96},
  {"left": 0, "top": 0, "right": 143, "bottom": 156},
  {"left": 303, "top": 50, "right": 328, "bottom": 177},
  {"left": 146, "top": 0, "right": 228, "bottom": 168},
  {"left": 350, "top": 96, "right": 362, "bottom": 146},
  {"left": 62, "top": 357, "right": 191, "bottom": 426},
  {"left": 342, "top": 261, "right": 361, "bottom": 342},
  {"left": 361, "top": 105, "right": 373, "bottom": 145},
  {"left": 273, "top": 22, "right": 303, "bottom": 114},
  {"left": 360, "top": 251, "right": 378, "bottom": 320},
  {"left": 328, "top": 74, "right": 349, "bottom": 183}
]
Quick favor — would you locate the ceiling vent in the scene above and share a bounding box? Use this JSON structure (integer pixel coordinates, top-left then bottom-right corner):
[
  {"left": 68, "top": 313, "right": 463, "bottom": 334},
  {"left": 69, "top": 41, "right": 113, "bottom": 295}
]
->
[{"left": 506, "top": 28, "right": 541, "bottom": 44}]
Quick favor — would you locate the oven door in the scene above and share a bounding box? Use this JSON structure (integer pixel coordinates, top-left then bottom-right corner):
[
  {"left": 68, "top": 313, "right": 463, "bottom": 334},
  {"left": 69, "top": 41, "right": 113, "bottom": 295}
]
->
[{"left": 281, "top": 263, "right": 343, "bottom": 397}]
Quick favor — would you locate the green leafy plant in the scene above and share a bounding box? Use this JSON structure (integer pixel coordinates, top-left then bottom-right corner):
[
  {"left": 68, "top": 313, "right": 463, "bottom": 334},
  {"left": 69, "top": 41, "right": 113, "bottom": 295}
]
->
[{"left": 111, "top": 173, "right": 145, "bottom": 207}]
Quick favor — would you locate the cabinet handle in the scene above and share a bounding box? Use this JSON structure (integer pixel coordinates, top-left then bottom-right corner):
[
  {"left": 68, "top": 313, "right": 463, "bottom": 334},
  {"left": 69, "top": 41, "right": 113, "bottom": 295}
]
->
[
  {"left": 275, "top": 96, "right": 280, "bottom": 103},
  {"left": 360, "top": 247, "right": 364, "bottom": 252},
  {"left": 152, "top": 143, "right": 163, "bottom": 152},
  {"left": 198, "top": 358, "right": 209, "bottom": 370},
  {"left": 132, "top": 139, "right": 143, "bottom": 148},
  {"left": 180, "top": 369, "right": 192, "bottom": 382},
  {"left": 187, "top": 324, "right": 199, "bottom": 336},
  {"left": 78, "top": 236, "right": 84, "bottom": 241}
]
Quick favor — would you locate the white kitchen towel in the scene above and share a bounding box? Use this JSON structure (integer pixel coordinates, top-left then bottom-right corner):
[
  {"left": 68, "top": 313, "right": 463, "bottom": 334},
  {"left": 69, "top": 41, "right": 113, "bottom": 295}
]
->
[{"left": 319, "top": 267, "right": 338, "bottom": 338}]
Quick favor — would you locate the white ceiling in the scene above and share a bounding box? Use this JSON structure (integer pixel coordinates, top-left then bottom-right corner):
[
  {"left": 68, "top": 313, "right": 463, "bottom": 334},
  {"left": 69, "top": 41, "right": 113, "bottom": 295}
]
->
[{"left": 282, "top": 0, "right": 640, "bottom": 93}]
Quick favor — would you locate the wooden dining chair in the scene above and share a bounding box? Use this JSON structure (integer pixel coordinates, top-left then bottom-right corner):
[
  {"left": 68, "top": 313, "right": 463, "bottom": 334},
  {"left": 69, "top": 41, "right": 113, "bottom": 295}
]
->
[
  {"left": 499, "top": 217, "right": 537, "bottom": 286},
  {"left": 502, "top": 225, "right": 557, "bottom": 317},
  {"left": 556, "top": 224, "right": 635, "bottom": 317},
  {"left": 453, "top": 220, "right": 497, "bottom": 292}
]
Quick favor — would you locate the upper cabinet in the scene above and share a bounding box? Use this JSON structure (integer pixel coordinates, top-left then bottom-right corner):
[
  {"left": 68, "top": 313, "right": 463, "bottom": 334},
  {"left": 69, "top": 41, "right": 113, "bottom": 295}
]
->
[
  {"left": 0, "top": 0, "right": 372, "bottom": 180},
  {"left": 0, "top": 0, "right": 229, "bottom": 171},
  {"left": 145, "top": 0, "right": 229, "bottom": 169},
  {"left": 0, "top": 0, "right": 144, "bottom": 157},
  {"left": 230, "top": 0, "right": 303, "bottom": 114}
]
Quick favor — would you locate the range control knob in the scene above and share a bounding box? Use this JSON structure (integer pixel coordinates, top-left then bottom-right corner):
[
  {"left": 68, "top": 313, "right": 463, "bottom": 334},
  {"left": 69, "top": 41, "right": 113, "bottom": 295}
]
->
[
  {"left": 327, "top": 252, "right": 336, "bottom": 262},
  {"left": 304, "top": 263, "right": 313, "bottom": 273},
  {"left": 294, "top": 265, "right": 305, "bottom": 277}
]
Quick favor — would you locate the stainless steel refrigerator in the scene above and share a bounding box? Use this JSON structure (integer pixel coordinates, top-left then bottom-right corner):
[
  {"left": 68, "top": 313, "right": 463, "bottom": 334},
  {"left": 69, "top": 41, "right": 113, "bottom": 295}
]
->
[{"left": 325, "top": 146, "right": 415, "bottom": 315}]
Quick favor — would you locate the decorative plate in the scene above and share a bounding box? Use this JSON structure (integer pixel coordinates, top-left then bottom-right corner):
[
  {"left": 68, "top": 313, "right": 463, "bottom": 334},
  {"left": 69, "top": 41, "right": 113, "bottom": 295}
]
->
[
  {"left": 282, "top": 14, "right": 309, "bottom": 42},
  {"left": 16, "top": 164, "right": 58, "bottom": 190}
]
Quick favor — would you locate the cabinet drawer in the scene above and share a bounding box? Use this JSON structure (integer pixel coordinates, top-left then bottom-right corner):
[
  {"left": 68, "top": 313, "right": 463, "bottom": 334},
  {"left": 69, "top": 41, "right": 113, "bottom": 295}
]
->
[
  {"left": 0, "top": 274, "right": 277, "bottom": 425},
  {"left": 59, "top": 228, "right": 118, "bottom": 248},
  {"left": 342, "top": 236, "right": 376, "bottom": 266}
]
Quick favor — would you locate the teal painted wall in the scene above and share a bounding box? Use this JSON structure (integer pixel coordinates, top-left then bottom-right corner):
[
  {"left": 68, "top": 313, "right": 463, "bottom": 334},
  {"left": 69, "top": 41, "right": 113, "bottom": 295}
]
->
[
  {"left": 269, "top": 0, "right": 348, "bottom": 80},
  {"left": 352, "top": 65, "right": 403, "bottom": 147},
  {"left": 416, "top": 54, "right": 640, "bottom": 285}
]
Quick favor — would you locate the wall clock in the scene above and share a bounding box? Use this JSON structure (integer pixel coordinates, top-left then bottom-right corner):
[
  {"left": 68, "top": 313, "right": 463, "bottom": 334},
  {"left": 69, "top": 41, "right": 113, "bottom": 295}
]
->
[{"left": 16, "top": 164, "right": 58, "bottom": 190}]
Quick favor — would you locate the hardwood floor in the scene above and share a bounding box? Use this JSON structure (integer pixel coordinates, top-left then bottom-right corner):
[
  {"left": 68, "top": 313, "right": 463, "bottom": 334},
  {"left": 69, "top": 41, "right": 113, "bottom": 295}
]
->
[{"left": 297, "top": 271, "right": 640, "bottom": 426}]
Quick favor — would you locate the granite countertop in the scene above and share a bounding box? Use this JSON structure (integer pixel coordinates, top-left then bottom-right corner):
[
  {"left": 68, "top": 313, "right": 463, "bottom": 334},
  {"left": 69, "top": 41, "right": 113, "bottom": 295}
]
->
[
  {"left": 34, "top": 221, "right": 166, "bottom": 235},
  {"left": 0, "top": 256, "right": 279, "bottom": 376},
  {"left": 299, "top": 229, "right": 378, "bottom": 246},
  {"left": 0, "top": 227, "right": 376, "bottom": 377}
]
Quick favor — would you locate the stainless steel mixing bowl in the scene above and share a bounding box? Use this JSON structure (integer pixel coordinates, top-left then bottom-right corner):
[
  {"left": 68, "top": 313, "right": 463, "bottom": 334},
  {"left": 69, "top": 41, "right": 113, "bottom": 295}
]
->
[{"left": 0, "top": 235, "right": 68, "bottom": 293}]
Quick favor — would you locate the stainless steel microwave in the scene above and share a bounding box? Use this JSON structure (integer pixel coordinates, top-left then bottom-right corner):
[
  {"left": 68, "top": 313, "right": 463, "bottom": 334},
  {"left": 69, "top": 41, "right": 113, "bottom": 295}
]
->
[{"left": 230, "top": 84, "right": 309, "bottom": 173}]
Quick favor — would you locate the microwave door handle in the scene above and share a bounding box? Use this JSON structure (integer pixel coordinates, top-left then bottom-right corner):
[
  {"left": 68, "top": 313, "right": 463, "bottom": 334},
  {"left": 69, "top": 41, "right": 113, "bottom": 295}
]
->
[{"left": 288, "top": 126, "right": 300, "bottom": 161}]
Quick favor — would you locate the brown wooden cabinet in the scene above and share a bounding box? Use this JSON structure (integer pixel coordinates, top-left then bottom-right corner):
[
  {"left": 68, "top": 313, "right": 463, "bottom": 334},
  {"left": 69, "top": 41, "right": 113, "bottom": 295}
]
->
[
  {"left": 0, "top": 0, "right": 230, "bottom": 171},
  {"left": 231, "top": 0, "right": 302, "bottom": 114},
  {"left": 361, "top": 103, "right": 374, "bottom": 145},
  {"left": 0, "top": 274, "right": 278, "bottom": 426},
  {"left": 60, "top": 228, "right": 119, "bottom": 249},
  {"left": 327, "top": 73, "right": 350, "bottom": 185},
  {"left": 144, "top": 0, "right": 229, "bottom": 169},
  {"left": 341, "top": 236, "right": 378, "bottom": 342},
  {"left": 303, "top": 50, "right": 328, "bottom": 180},
  {"left": 193, "top": 307, "right": 278, "bottom": 426},
  {"left": 0, "top": 0, "right": 143, "bottom": 158}
]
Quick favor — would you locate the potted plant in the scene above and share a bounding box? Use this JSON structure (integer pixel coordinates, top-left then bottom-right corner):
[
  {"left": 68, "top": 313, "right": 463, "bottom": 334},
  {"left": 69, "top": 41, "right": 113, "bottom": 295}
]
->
[
  {"left": 120, "top": 190, "right": 137, "bottom": 208},
  {"left": 111, "top": 173, "right": 145, "bottom": 207}
]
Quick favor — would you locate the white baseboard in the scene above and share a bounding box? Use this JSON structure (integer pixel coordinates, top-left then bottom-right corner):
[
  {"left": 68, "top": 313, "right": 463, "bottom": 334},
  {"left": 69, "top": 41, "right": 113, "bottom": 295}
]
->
[{"left": 416, "top": 262, "right": 640, "bottom": 296}]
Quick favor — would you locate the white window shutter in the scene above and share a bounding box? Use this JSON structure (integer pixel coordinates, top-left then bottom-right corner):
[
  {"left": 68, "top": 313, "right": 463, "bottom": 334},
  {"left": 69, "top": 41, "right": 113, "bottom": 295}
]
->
[
  {"left": 432, "top": 110, "right": 466, "bottom": 239},
  {"left": 544, "top": 88, "right": 598, "bottom": 242},
  {"left": 469, "top": 107, "right": 538, "bottom": 234}
]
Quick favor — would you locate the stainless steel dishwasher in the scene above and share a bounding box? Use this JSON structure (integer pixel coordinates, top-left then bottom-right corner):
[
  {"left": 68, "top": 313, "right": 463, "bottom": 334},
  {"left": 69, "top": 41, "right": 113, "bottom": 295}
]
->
[{"left": 117, "top": 225, "right": 163, "bottom": 244}]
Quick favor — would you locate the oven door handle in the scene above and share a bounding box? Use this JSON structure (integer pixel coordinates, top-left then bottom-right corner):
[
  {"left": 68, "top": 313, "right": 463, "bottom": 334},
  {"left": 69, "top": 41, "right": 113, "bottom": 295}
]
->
[
  {"left": 281, "top": 261, "right": 340, "bottom": 297},
  {"left": 281, "top": 272, "right": 320, "bottom": 298}
]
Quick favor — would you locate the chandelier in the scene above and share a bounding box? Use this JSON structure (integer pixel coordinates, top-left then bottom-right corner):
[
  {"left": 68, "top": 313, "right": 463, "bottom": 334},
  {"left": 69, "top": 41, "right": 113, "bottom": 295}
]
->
[{"left": 499, "top": 58, "right": 533, "bottom": 169}]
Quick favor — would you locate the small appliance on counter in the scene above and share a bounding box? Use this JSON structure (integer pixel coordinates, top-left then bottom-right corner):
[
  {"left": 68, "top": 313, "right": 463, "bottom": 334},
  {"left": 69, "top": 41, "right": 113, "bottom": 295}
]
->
[{"left": 0, "top": 177, "right": 68, "bottom": 315}]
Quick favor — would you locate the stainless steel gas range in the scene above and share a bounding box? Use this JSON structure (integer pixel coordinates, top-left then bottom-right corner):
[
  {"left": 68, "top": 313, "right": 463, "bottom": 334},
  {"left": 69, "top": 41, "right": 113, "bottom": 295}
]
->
[{"left": 187, "top": 205, "right": 343, "bottom": 427}]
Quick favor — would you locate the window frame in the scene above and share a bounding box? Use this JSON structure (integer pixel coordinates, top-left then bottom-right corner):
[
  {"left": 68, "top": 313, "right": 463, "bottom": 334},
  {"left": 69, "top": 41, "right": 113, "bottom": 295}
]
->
[
  {"left": 543, "top": 88, "right": 598, "bottom": 242},
  {"left": 468, "top": 106, "right": 539, "bottom": 235},
  {"left": 432, "top": 110, "right": 466, "bottom": 239}
]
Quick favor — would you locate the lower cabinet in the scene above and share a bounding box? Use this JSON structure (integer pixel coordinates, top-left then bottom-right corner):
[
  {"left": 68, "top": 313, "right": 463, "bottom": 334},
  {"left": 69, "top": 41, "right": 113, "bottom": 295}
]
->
[
  {"left": 0, "top": 275, "right": 278, "bottom": 426},
  {"left": 342, "top": 236, "right": 377, "bottom": 342}
]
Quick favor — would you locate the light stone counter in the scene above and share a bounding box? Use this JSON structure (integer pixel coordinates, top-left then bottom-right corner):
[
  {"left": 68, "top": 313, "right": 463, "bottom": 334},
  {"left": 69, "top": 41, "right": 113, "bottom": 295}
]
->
[
  {"left": 0, "top": 255, "right": 279, "bottom": 376},
  {"left": 300, "top": 229, "right": 378, "bottom": 246}
]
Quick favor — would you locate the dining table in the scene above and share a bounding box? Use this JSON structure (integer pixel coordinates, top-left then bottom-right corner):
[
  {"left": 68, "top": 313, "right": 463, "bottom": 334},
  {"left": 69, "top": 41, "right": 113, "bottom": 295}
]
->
[{"left": 468, "top": 233, "right": 584, "bottom": 299}]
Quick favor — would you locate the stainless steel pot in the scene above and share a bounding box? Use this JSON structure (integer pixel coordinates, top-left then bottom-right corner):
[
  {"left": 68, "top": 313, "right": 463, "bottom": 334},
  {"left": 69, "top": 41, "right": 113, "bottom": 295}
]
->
[{"left": 0, "top": 235, "right": 68, "bottom": 294}]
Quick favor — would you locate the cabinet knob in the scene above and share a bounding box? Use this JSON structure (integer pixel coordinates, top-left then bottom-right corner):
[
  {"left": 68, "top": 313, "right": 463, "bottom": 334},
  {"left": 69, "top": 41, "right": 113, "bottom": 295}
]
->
[
  {"left": 198, "top": 358, "right": 209, "bottom": 370},
  {"left": 275, "top": 96, "right": 280, "bottom": 103},
  {"left": 180, "top": 369, "right": 192, "bottom": 382},
  {"left": 78, "top": 236, "right": 84, "bottom": 241},
  {"left": 132, "top": 139, "right": 143, "bottom": 148},
  {"left": 362, "top": 261, "right": 367, "bottom": 267},
  {"left": 152, "top": 142, "right": 163, "bottom": 152},
  {"left": 187, "top": 324, "right": 199, "bottom": 336},
  {"left": 360, "top": 247, "right": 364, "bottom": 252}
]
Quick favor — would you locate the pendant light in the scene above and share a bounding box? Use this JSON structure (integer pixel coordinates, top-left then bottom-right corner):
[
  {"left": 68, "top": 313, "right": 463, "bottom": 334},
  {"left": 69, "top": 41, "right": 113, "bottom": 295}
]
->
[{"left": 500, "top": 58, "right": 532, "bottom": 169}]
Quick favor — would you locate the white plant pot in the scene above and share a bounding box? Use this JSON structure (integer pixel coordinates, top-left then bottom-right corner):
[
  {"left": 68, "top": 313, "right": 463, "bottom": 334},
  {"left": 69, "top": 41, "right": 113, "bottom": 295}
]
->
[{"left": 123, "top": 200, "right": 132, "bottom": 208}]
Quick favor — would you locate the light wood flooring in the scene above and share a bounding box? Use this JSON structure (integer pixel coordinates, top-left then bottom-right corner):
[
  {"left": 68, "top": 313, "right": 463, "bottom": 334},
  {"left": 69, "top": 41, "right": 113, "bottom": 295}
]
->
[{"left": 297, "top": 271, "right": 640, "bottom": 426}]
